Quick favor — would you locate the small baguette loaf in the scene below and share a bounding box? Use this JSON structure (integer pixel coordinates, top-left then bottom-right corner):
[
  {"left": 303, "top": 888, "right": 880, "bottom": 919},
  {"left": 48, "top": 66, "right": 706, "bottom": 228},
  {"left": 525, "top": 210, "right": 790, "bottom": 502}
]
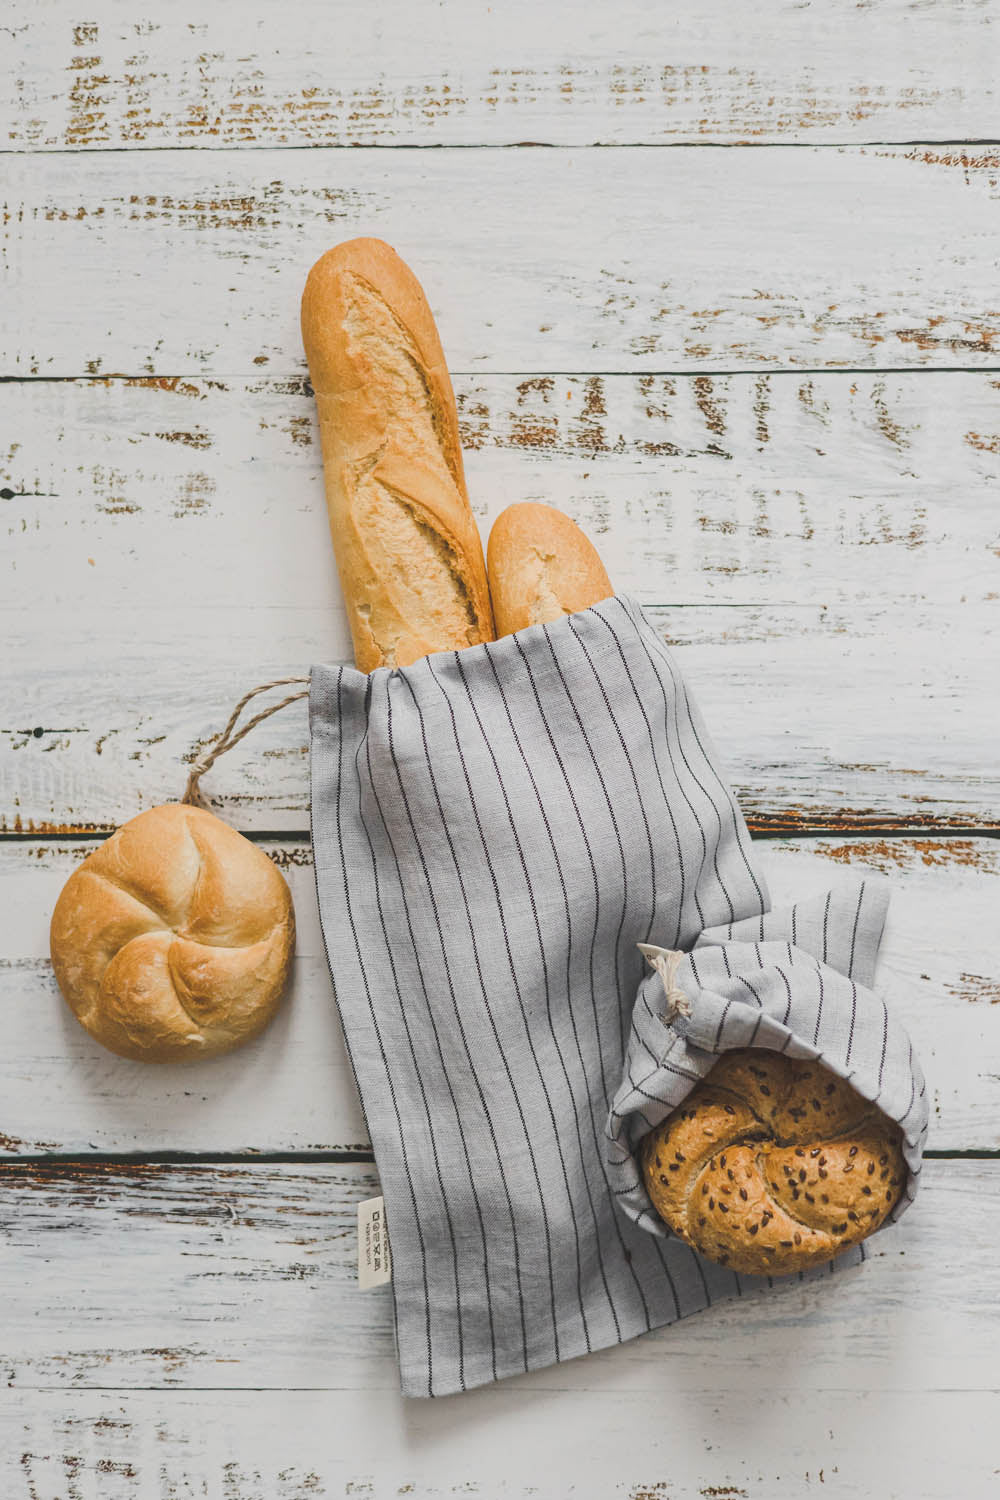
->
[
  {"left": 487, "top": 502, "right": 613, "bottom": 636},
  {"left": 301, "top": 237, "right": 494, "bottom": 671}
]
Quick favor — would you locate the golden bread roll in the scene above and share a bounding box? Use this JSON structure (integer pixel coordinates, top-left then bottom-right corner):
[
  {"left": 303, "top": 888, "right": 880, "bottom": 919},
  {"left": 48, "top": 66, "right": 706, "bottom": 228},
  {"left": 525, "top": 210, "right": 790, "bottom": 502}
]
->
[
  {"left": 50, "top": 804, "right": 294, "bottom": 1062},
  {"left": 641, "top": 1048, "right": 905, "bottom": 1275},
  {"left": 301, "top": 236, "right": 494, "bottom": 671},
  {"left": 487, "top": 502, "right": 613, "bottom": 636}
]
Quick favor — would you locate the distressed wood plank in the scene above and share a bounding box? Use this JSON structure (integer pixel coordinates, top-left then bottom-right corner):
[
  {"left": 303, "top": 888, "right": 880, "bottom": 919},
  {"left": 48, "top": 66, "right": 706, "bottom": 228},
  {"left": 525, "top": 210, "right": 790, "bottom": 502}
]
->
[
  {"left": 7, "top": 146, "right": 1000, "bottom": 376},
  {"left": 0, "top": 1159, "right": 994, "bottom": 1398},
  {"left": 2, "top": 600, "right": 994, "bottom": 832},
  {"left": 4, "top": 372, "right": 999, "bottom": 608},
  {"left": 4, "top": 1386, "right": 999, "bottom": 1500},
  {"left": 4, "top": 0, "right": 998, "bottom": 150},
  {"left": 0, "top": 836, "right": 995, "bottom": 1155},
  {"left": 2, "top": 373, "right": 997, "bottom": 832}
]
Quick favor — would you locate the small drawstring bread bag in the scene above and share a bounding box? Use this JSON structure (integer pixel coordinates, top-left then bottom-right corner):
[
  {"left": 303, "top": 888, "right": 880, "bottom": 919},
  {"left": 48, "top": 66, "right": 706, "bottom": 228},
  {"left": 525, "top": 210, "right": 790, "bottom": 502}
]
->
[{"left": 308, "top": 594, "right": 928, "bottom": 1397}]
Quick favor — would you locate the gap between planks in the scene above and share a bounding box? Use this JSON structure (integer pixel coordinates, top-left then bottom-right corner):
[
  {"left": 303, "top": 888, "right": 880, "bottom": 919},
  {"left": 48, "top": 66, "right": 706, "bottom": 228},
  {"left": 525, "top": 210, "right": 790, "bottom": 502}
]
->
[
  {"left": 5, "top": 364, "right": 1000, "bottom": 381},
  {"left": 0, "top": 1146, "right": 988, "bottom": 1168},
  {"left": 2, "top": 826, "right": 996, "bottom": 843},
  {"left": 5, "top": 139, "right": 1000, "bottom": 158}
]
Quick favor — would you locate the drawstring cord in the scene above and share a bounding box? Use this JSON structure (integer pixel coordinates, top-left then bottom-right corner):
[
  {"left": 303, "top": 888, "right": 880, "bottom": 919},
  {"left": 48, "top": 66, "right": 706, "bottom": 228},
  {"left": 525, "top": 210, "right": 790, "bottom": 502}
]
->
[
  {"left": 637, "top": 943, "right": 693, "bottom": 1022},
  {"left": 181, "top": 677, "right": 310, "bottom": 810}
]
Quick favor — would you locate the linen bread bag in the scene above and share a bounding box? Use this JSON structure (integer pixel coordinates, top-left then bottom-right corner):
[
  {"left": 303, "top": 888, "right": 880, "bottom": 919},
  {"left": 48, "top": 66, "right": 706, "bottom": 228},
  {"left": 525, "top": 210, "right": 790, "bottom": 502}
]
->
[{"left": 303, "top": 239, "right": 928, "bottom": 1397}]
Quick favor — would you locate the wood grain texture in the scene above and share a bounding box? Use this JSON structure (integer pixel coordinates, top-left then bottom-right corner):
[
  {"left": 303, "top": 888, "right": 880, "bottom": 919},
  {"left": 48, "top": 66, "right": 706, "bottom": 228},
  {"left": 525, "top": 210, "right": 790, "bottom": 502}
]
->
[
  {"left": 1, "top": 836, "right": 995, "bottom": 1155},
  {"left": 2, "top": 373, "right": 997, "bottom": 832},
  {"left": 2, "top": 0, "right": 996, "bottom": 1481},
  {"left": 4, "top": 372, "right": 999, "bottom": 607},
  {"left": 4, "top": 1386, "right": 999, "bottom": 1500},
  {"left": 0, "top": 1159, "right": 994, "bottom": 1401},
  {"left": 8, "top": 146, "right": 1000, "bottom": 376},
  {"left": 4, "top": 0, "right": 997, "bottom": 150},
  {"left": 3, "top": 604, "right": 994, "bottom": 833}
]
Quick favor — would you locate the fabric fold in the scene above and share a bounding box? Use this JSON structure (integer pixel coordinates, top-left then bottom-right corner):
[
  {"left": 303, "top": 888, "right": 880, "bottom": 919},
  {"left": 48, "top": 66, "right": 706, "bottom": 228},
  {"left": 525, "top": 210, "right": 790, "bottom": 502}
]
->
[
  {"left": 309, "top": 593, "right": 927, "bottom": 1399},
  {"left": 606, "top": 882, "right": 927, "bottom": 1240}
]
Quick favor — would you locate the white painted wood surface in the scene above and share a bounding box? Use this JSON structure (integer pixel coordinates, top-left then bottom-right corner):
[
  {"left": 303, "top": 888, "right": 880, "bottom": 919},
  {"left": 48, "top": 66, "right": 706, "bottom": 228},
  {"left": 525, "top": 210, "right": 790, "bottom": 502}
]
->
[
  {"left": 6, "top": 372, "right": 998, "bottom": 608},
  {"left": 4, "top": 603, "right": 996, "bottom": 832},
  {"left": 6, "top": 1386, "right": 999, "bottom": 1500},
  {"left": 4, "top": 373, "right": 997, "bottom": 831},
  {"left": 3, "top": 0, "right": 998, "bottom": 1492},
  {"left": 5, "top": 0, "right": 998, "bottom": 149},
  {"left": 9, "top": 146, "right": 1000, "bottom": 376},
  {"left": 0, "top": 1159, "right": 991, "bottom": 1390},
  {"left": 0, "top": 1160, "right": 996, "bottom": 1497},
  {"left": 2, "top": 836, "right": 996, "bottom": 1156}
]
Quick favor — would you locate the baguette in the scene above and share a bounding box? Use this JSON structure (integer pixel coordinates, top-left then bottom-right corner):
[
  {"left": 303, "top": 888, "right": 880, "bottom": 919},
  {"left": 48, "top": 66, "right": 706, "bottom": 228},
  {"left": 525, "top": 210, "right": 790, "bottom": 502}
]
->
[
  {"left": 487, "top": 502, "right": 613, "bottom": 636},
  {"left": 301, "top": 237, "right": 494, "bottom": 671}
]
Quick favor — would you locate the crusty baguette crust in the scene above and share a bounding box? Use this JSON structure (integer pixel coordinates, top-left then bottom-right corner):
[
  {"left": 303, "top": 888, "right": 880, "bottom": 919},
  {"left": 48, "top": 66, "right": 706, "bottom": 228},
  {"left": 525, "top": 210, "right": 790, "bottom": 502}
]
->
[
  {"left": 487, "top": 502, "right": 613, "bottom": 636},
  {"left": 49, "top": 804, "right": 294, "bottom": 1062},
  {"left": 301, "top": 237, "right": 494, "bottom": 671},
  {"left": 641, "top": 1048, "right": 906, "bottom": 1275}
]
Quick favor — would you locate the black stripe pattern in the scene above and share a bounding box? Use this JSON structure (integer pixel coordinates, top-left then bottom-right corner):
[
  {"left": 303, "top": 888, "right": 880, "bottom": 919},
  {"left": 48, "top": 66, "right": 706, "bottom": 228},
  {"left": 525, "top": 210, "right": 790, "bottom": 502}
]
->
[
  {"left": 308, "top": 596, "right": 927, "bottom": 1398},
  {"left": 608, "top": 888, "right": 927, "bottom": 1237}
]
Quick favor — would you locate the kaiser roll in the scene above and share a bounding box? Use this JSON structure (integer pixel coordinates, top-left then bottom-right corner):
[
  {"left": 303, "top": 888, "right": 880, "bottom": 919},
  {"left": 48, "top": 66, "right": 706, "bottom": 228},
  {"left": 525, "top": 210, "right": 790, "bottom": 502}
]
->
[
  {"left": 641, "top": 1048, "right": 906, "bottom": 1275},
  {"left": 50, "top": 803, "right": 294, "bottom": 1062}
]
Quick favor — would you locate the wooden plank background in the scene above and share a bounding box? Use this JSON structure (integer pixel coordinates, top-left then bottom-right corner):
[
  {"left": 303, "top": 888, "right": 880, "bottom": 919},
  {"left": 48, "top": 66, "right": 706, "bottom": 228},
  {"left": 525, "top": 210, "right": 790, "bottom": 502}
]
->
[
  {"left": 9, "top": 148, "right": 1000, "bottom": 376},
  {"left": 5, "top": 0, "right": 998, "bottom": 148},
  {"left": 2, "top": 836, "right": 996, "bottom": 1156},
  {"left": 4, "top": 372, "right": 998, "bottom": 832},
  {"left": 2, "top": 1, "right": 998, "bottom": 1494}
]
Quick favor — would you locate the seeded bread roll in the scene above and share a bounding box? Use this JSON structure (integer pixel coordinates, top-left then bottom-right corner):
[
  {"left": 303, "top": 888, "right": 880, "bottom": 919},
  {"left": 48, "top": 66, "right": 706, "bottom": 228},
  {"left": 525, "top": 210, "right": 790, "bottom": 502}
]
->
[
  {"left": 301, "top": 237, "right": 494, "bottom": 671},
  {"left": 487, "top": 502, "right": 613, "bottom": 636},
  {"left": 641, "top": 1049, "right": 905, "bottom": 1275},
  {"left": 50, "top": 804, "right": 294, "bottom": 1062}
]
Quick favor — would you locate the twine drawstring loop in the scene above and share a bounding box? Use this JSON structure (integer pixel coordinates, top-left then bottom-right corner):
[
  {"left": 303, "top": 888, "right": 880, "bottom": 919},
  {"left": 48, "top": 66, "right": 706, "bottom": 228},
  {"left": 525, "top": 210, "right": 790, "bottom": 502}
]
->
[{"left": 181, "top": 677, "right": 310, "bottom": 810}]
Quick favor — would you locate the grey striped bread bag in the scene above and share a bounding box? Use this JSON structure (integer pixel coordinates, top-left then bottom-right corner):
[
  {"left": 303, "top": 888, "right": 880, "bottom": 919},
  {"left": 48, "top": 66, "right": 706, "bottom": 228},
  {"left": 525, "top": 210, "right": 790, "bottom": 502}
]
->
[{"left": 308, "top": 593, "right": 927, "bottom": 1397}]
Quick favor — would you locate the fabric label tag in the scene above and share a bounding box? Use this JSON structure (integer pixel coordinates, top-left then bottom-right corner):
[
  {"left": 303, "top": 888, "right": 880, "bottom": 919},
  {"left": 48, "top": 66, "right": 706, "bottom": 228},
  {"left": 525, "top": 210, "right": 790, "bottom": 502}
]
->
[{"left": 358, "top": 1195, "right": 392, "bottom": 1289}]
